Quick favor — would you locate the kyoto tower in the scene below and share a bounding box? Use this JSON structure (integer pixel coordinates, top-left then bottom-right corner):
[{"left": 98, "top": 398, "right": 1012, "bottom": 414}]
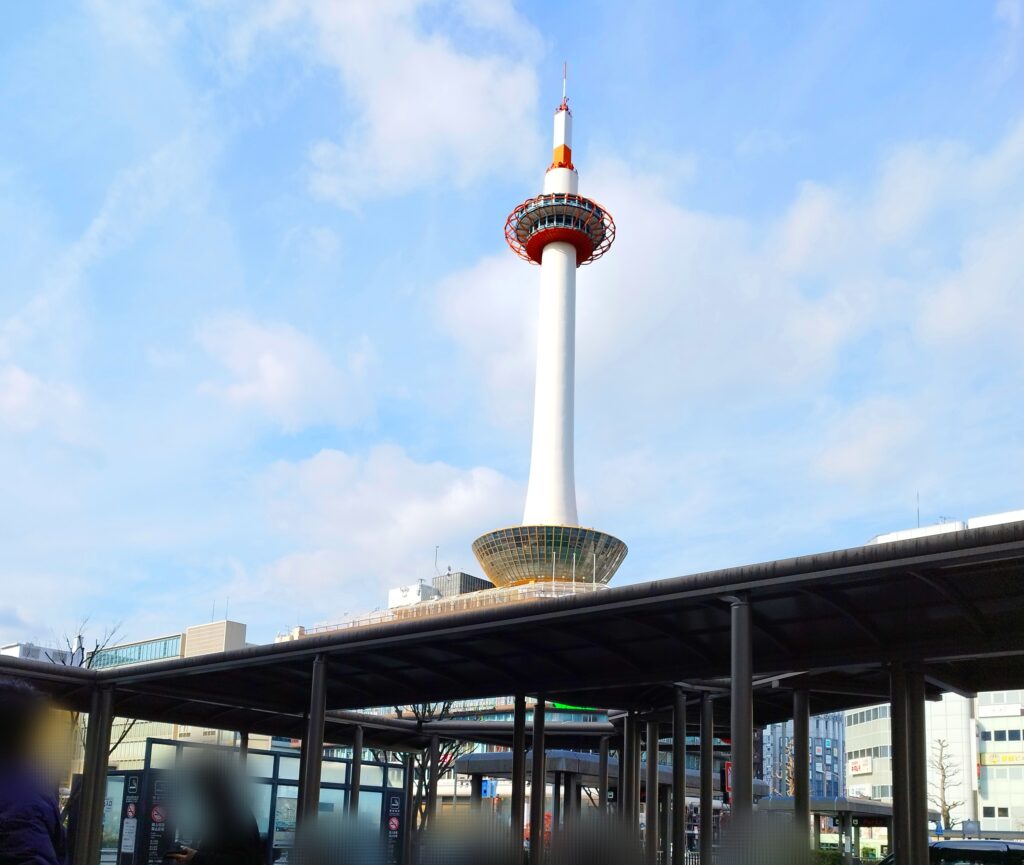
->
[{"left": 472, "top": 76, "right": 627, "bottom": 588}]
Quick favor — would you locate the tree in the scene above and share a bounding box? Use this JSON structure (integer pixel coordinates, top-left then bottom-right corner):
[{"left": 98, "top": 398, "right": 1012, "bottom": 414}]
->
[
  {"left": 928, "top": 738, "right": 964, "bottom": 831},
  {"left": 370, "top": 702, "right": 475, "bottom": 831},
  {"left": 47, "top": 620, "right": 138, "bottom": 818}
]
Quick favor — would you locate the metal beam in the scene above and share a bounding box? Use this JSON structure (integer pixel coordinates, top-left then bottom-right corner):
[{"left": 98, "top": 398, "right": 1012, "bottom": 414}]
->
[
  {"left": 799, "top": 586, "right": 884, "bottom": 646},
  {"left": 907, "top": 570, "right": 987, "bottom": 635}
]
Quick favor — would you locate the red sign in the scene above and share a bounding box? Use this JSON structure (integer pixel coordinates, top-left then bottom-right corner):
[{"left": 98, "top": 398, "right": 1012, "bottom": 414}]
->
[
  {"left": 388, "top": 817, "right": 400, "bottom": 831},
  {"left": 151, "top": 805, "right": 166, "bottom": 824},
  {"left": 126, "top": 803, "right": 137, "bottom": 818},
  {"left": 724, "top": 761, "right": 733, "bottom": 793}
]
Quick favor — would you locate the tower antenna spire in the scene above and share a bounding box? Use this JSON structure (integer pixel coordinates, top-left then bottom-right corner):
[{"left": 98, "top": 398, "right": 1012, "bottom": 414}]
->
[{"left": 562, "top": 62, "right": 567, "bottom": 100}]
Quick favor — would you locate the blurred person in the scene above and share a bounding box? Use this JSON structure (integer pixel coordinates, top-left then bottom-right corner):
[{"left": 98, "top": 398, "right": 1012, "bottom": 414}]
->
[
  {"left": 0, "top": 678, "right": 67, "bottom": 865},
  {"left": 416, "top": 812, "right": 514, "bottom": 865},
  {"left": 164, "top": 757, "right": 262, "bottom": 865},
  {"left": 291, "top": 814, "right": 386, "bottom": 865}
]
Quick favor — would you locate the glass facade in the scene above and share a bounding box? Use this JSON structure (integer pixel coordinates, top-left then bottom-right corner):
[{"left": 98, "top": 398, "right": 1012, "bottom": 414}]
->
[{"left": 91, "top": 636, "right": 182, "bottom": 669}]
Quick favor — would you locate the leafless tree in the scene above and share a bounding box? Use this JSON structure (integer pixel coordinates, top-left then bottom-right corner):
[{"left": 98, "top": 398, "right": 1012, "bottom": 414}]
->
[
  {"left": 48, "top": 620, "right": 139, "bottom": 819},
  {"left": 928, "top": 738, "right": 964, "bottom": 831},
  {"left": 393, "top": 702, "right": 476, "bottom": 830}
]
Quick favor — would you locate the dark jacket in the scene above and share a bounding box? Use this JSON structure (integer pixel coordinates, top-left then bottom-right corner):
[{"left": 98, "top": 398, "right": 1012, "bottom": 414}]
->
[{"left": 0, "top": 766, "right": 66, "bottom": 865}]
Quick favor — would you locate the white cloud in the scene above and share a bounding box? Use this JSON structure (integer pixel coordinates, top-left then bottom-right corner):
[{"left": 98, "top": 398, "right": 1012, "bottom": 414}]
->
[
  {"left": 196, "top": 315, "right": 374, "bottom": 431},
  {"left": 0, "top": 365, "right": 81, "bottom": 435},
  {"left": 814, "top": 398, "right": 921, "bottom": 484},
  {"left": 221, "top": 0, "right": 542, "bottom": 208},
  {"left": 995, "top": 0, "right": 1023, "bottom": 77},
  {"left": 234, "top": 445, "right": 521, "bottom": 626}
]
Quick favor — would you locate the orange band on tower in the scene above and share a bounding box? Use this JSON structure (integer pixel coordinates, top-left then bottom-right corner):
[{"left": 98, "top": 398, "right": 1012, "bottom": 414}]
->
[{"left": 551, "top": 144, "right": 573, "bottom": 169}]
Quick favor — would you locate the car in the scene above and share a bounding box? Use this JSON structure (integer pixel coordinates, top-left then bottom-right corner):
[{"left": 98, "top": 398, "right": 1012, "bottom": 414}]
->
[{"left": 879, "top": 840, "right": 1024, "bottom": 864}]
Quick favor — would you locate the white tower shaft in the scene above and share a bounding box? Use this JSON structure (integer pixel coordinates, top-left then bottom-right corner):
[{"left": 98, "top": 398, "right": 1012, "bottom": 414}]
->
[
  {"left": 523, "top": 105, "right": 580, "bottom": 526},
  {"left": 523, "top": 239, "right": 578, "bottom": 525}
]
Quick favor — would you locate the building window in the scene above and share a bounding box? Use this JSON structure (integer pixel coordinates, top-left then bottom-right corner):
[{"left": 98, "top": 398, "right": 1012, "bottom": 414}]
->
[
  {"left": 995, "top": 730, "right": 1007, "bottom": 742},
  {"left": 998, "top": 808, "right": 1009, "bottom": 818},
  {"left": 1009, "top": 730, "right": 1021, "bottom": 741},
  {"left": 983, "top": 807, "right": 995, "bottom": 818},
  {"left": 982, "top": 731, "right": 992, "bottom": 741}
]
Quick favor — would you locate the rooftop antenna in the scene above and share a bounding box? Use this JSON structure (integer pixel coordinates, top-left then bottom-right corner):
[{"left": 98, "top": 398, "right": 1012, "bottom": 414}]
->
[
  {"left": 560, "top": 61, "right": 569, "bottom": 110},
  {"left": 434, "top": 545, "right": 441, "bottom": 576}
]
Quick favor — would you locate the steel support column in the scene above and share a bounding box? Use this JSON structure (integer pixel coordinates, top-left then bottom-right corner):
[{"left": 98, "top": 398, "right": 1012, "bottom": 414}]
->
[
  {"left": 553, "top": 771, "right": 562, "bottom": 828},
  {"left": 73, "top": 686, "right": 114, "bottom": 865},
  {"left": 840, "top": 810, "right": 853, "bottom": 865},
  {"left": 907, "top": 670, "right": 929, "bottom": 865},
  {"left": 793, "top": 688, "right": 811, "bottom": 837},
  {"left": 730, "top": 595, "right": 753, "bottom": 818},
  {"left": 623, "top": 712, "right": 637, "bottom": 823},
  {"left": 402, "top": 753, "right": 415, "bottom": 864},
  {"left": 530, "top": 697, "right": 547, "bottom": 865},
  {"left": 298, "top": 654, "right": 327, "bottom": 825},
  {"left": 511, "top": 694, "right": 528, "bottom": 851},
  {"left": 564, "top": 773, "right": 576, "bottom": 824},
  {"left": 348, "top": 724, "right": 364, "bottom": 814},
  {"left": 426, "top": 734, "right": 440, "bottom": 825},
  {"left": 598, "top": 735, "right": 610, "bottom": 814},
  {"left": 632, "top": 713, "right": 643, "bottom": 825},
  {"left": 890, "top": 664, "right": 910, "bottom": 862},
  {"left": 700, "top": 694, "right": 714, "bottom": 865},
  {"left": 471, "top": 774, "right": 483, "bottom": 809},
  {"left": 646, "top": 720, "right": 660, "bottom": 865},
  {"left": 672, "top": 686, "right": 687, "bottom": 865},
  {"left": 238, "top": 730, "right": 249, "bottom": 765}
]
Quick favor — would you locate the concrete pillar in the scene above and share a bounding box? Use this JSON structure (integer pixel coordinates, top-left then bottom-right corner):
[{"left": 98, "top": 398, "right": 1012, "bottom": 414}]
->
[
  {"left": 553, "top": 771, "right": 562, "bottom": 828},
  {"left": 730, "top": 595, "right": 753, "bottom": 818},
  {"left": 348, "top": 724, "right": 363, "bottom": 814},
  {"left": 426, "top": 734, "right": 440, "bottom": 825},
  {"left": 599, "top": 735, "right": 610, "bottom": 813},
  {"left": 238, "top": 730, "right": 249, "bottom": 765},
  {"left": 700, "top": 694, "right": 714, "bottom": 865},
  {"left": 890, "top": 664, "right": 910, "bottom": 861},
  {"left": 907, "top": 671, "right": 929, "bottom": 865},
  {"left": 854, "top": 822, "right": 862, "bottom": 863},
  {"left": 793, "top": 688, "right": 811, "bottom": 838},
  {"left": 813, "top": 814, "right": 821, "bottom": 850},
  {"left": 298, "top": 654, "right": 327, "bottom": 825},
  {"left": 73, "top": 686, "right": 115, "bottom": 865},
  {"left": 530, "top": 698, "right": 547, "bottom": 865},
  {"left": 646, "top": 720, "right": 660, "bottom": 865},
  {"left": 511, "top": 694, "right": 528, "bottom": 851},
  {"left": 672, "top": 686, "right": 687, "bottom": 865},
  {"left": 564, "top": 773, "right": 576, "bottom": 823}
]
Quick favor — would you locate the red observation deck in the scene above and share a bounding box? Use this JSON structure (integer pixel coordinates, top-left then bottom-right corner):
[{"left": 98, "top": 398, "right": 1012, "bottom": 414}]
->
[{"left": 505, "top": 193, "right": 616, "bottom": 267}]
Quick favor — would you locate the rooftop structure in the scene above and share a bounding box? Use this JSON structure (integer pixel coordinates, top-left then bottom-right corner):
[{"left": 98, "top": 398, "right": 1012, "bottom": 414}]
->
[{"left": 473, "top": 78, "right": 627, "bottom": 589}]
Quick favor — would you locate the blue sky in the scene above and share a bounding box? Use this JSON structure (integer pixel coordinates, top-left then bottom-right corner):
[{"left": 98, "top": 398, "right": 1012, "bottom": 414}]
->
[{"left": 1, "top": 0, "right": 1022, "bottom": 646}]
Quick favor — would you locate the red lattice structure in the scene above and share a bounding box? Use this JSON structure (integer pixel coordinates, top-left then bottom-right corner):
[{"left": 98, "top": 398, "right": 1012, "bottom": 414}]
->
[{"left": 505, "top": 193, "right": 616, "bottom": 267}]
